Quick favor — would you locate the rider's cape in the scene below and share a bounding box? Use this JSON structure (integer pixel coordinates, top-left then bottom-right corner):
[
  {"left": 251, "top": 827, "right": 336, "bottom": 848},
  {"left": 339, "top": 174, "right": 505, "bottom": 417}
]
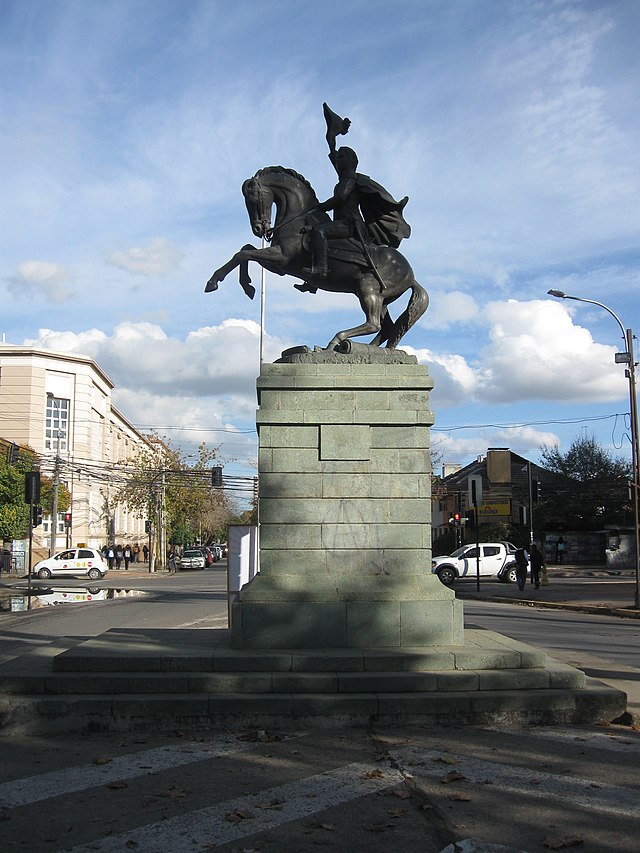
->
[{"left": 355, "top": 173, "right": 411, "bottom": 249}]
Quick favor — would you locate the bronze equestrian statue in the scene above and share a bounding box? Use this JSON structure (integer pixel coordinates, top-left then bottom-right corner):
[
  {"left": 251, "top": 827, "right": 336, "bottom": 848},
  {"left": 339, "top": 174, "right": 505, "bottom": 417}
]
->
[{"left": 205, "top": 104, "right": 428, "bottom": 351}]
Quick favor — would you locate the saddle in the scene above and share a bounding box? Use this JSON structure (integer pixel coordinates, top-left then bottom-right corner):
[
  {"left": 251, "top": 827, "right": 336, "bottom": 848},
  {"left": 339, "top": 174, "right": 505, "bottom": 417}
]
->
[{"left": 300, "top": 229, "right": 369, "bottom": 269}]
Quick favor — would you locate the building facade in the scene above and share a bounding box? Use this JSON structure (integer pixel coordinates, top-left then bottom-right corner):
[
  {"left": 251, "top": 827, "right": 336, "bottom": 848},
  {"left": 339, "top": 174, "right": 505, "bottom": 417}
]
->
[{"left": 0, "top": 344, "right": 150, "bottom": 556}]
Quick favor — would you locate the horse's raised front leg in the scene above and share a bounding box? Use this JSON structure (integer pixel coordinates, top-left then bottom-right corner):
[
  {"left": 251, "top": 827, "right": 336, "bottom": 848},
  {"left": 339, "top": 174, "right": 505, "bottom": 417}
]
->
[
  {"left": 325, "top": 280, "right": 383, "bottom": 350},
  {"left": 205, "top": 248, "right": 249, "bottom": 293},
  {"left": 205, "top": 244, "right": 283, "bottom": 297}
]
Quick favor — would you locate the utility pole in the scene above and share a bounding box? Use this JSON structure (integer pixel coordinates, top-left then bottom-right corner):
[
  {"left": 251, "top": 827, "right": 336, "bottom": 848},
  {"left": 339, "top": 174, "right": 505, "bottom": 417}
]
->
[{"left": 49, "top": 431, "right": 60, "bottom": 558}]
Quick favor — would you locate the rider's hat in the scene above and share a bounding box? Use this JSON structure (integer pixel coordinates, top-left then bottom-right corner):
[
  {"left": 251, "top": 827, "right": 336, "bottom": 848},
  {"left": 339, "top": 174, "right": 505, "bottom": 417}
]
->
[{"left": 323, "top": 102, "right": 351, "bottom": 150}]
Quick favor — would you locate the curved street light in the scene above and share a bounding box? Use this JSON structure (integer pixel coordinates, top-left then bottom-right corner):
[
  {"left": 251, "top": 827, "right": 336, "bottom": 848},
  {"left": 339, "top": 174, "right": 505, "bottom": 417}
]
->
[{"left": 548, "top": 289, "right": 640, "bottom": 609}]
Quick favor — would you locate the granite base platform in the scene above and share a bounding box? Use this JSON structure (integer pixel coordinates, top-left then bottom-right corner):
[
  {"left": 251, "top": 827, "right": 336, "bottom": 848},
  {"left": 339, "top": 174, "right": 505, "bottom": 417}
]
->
[{"left": 0, "top": 626, "right": 626, "bottom": 735}]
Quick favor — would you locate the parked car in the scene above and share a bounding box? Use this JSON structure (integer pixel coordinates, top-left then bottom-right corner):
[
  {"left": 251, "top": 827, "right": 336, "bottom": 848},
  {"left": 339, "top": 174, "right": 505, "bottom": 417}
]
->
[
  {"left": 431, "top": 542, "right": 518, "bottom": 586},
  {"left": 179, "top": 549, "right": 206, "bottom": 570},
  {"left": 197, "top": 546, "right": 214, "bottom": 567},
  {"left": 32, "top": 547, "right": 108, "bottom": 580}
]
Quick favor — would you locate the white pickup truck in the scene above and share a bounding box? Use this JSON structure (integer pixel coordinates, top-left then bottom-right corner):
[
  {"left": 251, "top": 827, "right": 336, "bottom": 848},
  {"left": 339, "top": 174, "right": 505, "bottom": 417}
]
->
[{"left": 431, "top": 542, "right": 518, "bottom": 585}]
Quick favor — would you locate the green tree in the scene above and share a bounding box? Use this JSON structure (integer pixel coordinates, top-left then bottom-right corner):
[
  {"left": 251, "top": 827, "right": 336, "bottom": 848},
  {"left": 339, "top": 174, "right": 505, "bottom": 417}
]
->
[
  {"left": 114, "top": 437, "right": 237, "bottom": 547},
  {"left": 0, "top": 445, "right": 71, "bottom": 542},
  {"left": 539, "top": 435, "right": 630, "bottom": 530}
]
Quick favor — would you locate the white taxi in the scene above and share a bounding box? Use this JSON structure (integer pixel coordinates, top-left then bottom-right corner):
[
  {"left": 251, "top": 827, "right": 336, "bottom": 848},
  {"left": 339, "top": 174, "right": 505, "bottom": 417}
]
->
[{"left": 32, "top": 548, "right": 108, "bottom": 580}]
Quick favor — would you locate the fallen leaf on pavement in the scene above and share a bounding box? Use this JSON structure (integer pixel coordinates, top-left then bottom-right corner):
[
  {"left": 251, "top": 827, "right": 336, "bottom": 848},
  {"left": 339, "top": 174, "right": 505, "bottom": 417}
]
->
[
  {"left": 441, "top": 771, "right": 466, "bottom": 783},
  {"left": 433, "top": 754, "right": 459, "bottom": 765},
  {"left": 255, "top": 799, "right": 284, "bottom": 810},
  {"left": 160, "top": 787, "right": 189, "bottom": 799},
  {"left": 448, "top": 792, "right": 472, "bottom": 801},
  {"left": 364, "top": 822, "right": 396, "bottom": 832},
  {"left": 364, "top": 768, "right": 384, "bottom": 778},
  {"left": 543, "top": 835, "right": 584, "bottom": 849},
  {"left": 106, "top": 781, "right": 128, "bottom": 790},
  {"left": 391, "top": 788, "right": 412, "bottom": 799},
  {"left": 93, "top": 757, "right": 113, "bottom": 765},
  {"left": 224, "top": 810, "right": 254, "bottom": 823},
  {"left": 387, "top": 808, "right": 407, "bottom": 818}
]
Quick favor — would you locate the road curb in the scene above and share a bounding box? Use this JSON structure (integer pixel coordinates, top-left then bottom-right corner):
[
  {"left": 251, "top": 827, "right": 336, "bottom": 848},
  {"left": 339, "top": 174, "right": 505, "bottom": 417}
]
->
[{"left": 458, "top": 592, "right": 640, "bottom": 619}]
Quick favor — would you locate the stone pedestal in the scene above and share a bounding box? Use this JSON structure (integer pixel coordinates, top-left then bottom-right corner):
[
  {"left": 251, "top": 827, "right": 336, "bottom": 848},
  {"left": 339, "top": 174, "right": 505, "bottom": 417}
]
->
[{"left": 231, "top": 351, "right": 463, "bottom": 649}]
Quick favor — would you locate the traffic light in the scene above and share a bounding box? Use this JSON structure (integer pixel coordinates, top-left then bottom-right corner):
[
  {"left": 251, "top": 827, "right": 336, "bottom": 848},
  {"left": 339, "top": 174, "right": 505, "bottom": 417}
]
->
[
  {"left": 211, "top": 466, "right": 223, "bottom": 488},
  {"left": 64, "top": 512, "right": 72, "bottom": 528},
  {"left": 24, "top": 471, "right": 41, "bottom": 504},
  {"left": 145, "top": 520, "right": 151, "bottom": 534},
  {"left": 532, "top": 479, "right": 542, "bottom": 503},
  {"left": 7, "top": 443, "right": 19, "bottom": 465},
  {"left": 453, "top": 512, "right": 461, "bottom": 524},
  {"left": 32, "top": 506, "right": 43, "bottom": 527}
]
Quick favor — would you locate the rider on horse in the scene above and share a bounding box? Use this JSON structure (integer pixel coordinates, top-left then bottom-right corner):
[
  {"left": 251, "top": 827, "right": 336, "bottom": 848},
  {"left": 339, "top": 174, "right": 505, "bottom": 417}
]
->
[{"left": 303, "top": 105, "right": 411, "bottom": 282}]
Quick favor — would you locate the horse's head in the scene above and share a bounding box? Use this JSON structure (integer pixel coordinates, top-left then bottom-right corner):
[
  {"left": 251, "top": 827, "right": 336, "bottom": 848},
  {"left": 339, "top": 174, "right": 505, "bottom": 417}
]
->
[
  {"left": 242, "top": 168, "right": 320, "bottom": 240},
  {"left": 242, "top": 177, "right": 273, "bottom": 239}
]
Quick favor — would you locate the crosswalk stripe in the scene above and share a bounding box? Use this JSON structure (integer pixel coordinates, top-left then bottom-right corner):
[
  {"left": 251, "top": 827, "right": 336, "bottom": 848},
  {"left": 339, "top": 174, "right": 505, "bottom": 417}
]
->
[
  {"left": 62, "top": 761, "right": 406, "bottom": 853},
  {"left": 390, "top": 747, "right": 639, "bottom": 819},
  {"left": 487, "top": 726, "right": 640, "bottom": 754},
  {"left": 0, "top": 733, "right": 305, "bottom": 808}
]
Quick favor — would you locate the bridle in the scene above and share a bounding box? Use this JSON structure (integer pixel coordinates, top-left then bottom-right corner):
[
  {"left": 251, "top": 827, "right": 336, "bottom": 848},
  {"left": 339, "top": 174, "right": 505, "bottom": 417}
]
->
[{"left": 245, "top": 175, "right": 316, "bottom": 241}]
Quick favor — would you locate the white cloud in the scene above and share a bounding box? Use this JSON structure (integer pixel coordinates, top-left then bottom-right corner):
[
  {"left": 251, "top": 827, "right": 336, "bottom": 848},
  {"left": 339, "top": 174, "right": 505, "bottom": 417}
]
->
[
  {"left": 419, "top": 291, "right": 479, "bottom": 331},
  {"left": 108, "top": 237, "right": 184, "bottom": 276},
  {"left": 7, "top": 260, "right": 73, "bottom": 302},
  {"left": 478, "top": 300, "right": 627, "bottom": 403},
  {"left": 432, "top": 425, "right": 561, "bottom": 469},
  {"left": 409, "top": 299, "right": 628, "bottom": 408},
  {"left": 23, "top": 317, "right": 292, "bottom": 423}
]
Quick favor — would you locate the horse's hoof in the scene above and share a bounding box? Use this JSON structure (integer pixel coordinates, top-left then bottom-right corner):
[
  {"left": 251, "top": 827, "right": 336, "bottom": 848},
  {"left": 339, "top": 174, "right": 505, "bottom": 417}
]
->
[{"left": 205, "top": 278, "right": 219, "bottom": 292}]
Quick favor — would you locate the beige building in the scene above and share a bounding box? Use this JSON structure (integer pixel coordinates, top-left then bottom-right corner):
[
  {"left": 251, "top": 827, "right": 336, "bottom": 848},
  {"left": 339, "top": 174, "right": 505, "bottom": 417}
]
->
[{"left": 0, "top": 343, "right": 151, "bottom": 553}]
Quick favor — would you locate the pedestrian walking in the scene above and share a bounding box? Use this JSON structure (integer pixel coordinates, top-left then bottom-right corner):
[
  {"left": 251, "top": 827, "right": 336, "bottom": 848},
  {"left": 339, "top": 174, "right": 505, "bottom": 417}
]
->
[
  {"left": 143, "top": 543, "right": 149, "bottom": 562},
  {"left": 168, "top": 549, "right": 178, "bottom": 573},
  {"left": 514, "top": 547, "right": 529, "bottom": 591},
  {"left": 106, "top": 546, "right": 115, "bottom": 570},
  {"left": 115, "top": 544, "right": 123, "bottom": 570},
  {"left": 556, "top": 536, "right": 565, "bottom": 564},
  {"left": 123, "top": 544, "right": 132, "bottom": 571},
  {"left": 529, "top": 542, "right": 544, "bottom": 590},
  {"left": 133, "top": 543, "right": 140, "bottom": 563}
]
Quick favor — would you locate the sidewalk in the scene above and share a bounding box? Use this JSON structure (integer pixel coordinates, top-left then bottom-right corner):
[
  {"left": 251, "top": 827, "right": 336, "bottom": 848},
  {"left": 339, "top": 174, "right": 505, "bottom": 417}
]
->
[{"left": 456, "top": 563, "right": 640, "bottom": 619}]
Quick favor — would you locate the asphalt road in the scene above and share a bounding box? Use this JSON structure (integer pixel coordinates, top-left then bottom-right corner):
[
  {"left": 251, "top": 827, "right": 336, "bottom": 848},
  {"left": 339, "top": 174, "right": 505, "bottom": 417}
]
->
[{"left": 1, "top": 564, "right": 639, "bottom": 853}]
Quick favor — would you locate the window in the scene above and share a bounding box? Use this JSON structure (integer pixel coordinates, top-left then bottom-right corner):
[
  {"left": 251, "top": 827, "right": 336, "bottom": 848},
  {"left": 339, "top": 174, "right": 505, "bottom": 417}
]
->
[
  {"left": 45, "top": 396, "right": 69, "bottom": 451},
  {"left": 55, "top": 550, "right": 75, "bottom": 561},
  {"left": 483, "top": 546, "right": 501, "bottom": 557},
  {"left": 42, "top": 513, "right": 65, "bottom": 535}
]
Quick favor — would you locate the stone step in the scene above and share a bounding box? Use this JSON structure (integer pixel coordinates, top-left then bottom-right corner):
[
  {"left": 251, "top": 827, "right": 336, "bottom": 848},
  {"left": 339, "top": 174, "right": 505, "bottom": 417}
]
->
[
  {"left": 0, "top": 662, "right": 586, "bottom": 697},
  {"left": 0, "top": 682, "right": 624, "bottom": 736},
  {"left": 51, "top": 628, "right": 549, "bottom": 674}
]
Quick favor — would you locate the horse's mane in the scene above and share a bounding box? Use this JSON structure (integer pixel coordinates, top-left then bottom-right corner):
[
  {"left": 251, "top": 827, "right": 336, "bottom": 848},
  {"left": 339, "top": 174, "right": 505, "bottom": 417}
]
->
[{"left": 255, "top": 166, "right": 319, "bottom": 203}]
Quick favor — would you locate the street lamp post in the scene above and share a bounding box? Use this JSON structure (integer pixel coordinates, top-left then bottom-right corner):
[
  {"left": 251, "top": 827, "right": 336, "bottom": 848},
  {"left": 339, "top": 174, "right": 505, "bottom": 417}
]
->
[
  {"left": 548, "top": 290, "right": 640, "bottom": 609},
  {"left": 46, "top": 393, "right": 61, "bottom": 558}
]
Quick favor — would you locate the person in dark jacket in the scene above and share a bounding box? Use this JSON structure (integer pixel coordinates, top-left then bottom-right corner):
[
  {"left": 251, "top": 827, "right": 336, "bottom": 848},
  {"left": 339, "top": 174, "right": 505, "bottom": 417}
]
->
[
  {"left": 514, "top": 547, "right": 529, "bottom": 591},
  {"left": 529, "top": 543, "right": 544, "bottom": 590}
]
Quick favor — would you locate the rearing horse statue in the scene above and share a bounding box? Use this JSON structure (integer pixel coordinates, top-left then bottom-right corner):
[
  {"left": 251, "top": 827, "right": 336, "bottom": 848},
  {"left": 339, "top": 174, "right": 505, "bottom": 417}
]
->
[{"left": 205, "top": 166, "right": 429, "bottom": 350}]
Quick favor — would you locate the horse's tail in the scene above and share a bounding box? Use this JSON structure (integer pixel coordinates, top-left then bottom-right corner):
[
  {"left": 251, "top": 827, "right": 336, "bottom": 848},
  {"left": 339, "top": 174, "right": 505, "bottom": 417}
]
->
[{"left": 386, "top": 279, "right": 429, "bottom": 348}]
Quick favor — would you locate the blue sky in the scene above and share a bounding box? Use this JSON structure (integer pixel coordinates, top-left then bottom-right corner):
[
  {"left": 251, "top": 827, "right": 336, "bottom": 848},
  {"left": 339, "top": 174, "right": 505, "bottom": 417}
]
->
[{"left": 2, "top": 0, "right": 639, "bottom": 478}]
